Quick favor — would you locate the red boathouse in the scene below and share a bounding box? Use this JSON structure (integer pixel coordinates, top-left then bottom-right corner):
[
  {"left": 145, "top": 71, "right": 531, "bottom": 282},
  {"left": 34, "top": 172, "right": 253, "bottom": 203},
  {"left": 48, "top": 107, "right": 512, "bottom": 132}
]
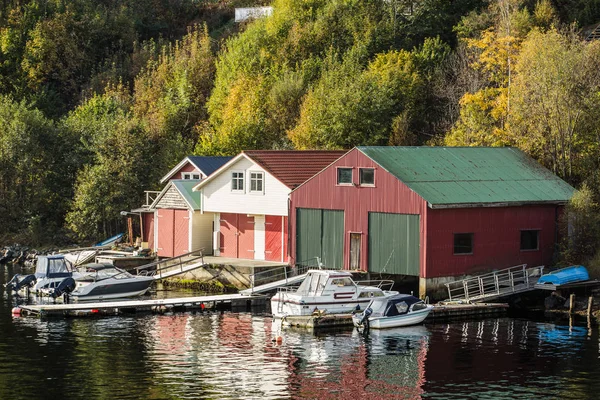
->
[{"left": 289, "top": 147, "right": 575, "bottom": 298}]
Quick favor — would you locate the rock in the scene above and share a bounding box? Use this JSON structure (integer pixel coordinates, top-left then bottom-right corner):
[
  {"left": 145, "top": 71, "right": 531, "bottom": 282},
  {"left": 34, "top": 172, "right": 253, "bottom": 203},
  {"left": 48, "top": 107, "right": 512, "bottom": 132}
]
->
[{"left": 545, "top": 292, "right": 566, "bottom": 310}]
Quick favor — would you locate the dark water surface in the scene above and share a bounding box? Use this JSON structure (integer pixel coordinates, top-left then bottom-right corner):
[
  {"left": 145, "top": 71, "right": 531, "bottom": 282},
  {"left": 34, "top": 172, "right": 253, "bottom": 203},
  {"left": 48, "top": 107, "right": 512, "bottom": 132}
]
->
[{"left": 1, "top": 266, "right": 600, "bottom": 399}]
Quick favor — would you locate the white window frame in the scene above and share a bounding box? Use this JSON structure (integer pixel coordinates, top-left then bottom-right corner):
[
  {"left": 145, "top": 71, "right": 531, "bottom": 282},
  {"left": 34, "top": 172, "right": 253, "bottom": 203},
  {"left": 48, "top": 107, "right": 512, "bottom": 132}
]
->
[
  {"left": 336, "top": 167, "right": 353, "bottom": 186},
  {"left": 182, "top": 172, "right": 202, "bottom": 180},
  {"left": 231, "top": 171, "right": 245, "bottom": 192},
  {"left": 359, "top": 167, "right": 375, "bottom": 186},
  {"left": 249, "top": 171, "right": 264, "bottom": 194}
]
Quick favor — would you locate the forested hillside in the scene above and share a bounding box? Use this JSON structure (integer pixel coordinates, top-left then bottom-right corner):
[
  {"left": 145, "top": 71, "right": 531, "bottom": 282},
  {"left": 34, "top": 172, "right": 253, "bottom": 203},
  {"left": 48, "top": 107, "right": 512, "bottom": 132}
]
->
[{"left": 2, "top": 0, "right": 600, "bottom": 266}]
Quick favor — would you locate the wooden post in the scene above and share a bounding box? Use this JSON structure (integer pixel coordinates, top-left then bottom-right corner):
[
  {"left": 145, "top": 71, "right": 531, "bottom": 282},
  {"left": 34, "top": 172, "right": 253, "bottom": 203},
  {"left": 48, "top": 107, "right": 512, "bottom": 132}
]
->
[
  {"left": 569, "top": 294, "right": 575, "bottom": 314},
  {"left": 587, "top": 296, "right": 594, "bottom": 317},
  {"left": 127, "top": 217, "right": 133, "bottom": 245}
]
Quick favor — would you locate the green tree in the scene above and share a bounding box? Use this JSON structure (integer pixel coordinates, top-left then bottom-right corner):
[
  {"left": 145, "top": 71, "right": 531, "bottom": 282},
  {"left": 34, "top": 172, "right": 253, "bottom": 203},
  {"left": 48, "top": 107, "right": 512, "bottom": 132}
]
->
[
  {"left": 0, "top": 95, "right": 75, "bottom": 242},
  {"left": 510, "top": 29, "right": 600, "bottom": 182}
]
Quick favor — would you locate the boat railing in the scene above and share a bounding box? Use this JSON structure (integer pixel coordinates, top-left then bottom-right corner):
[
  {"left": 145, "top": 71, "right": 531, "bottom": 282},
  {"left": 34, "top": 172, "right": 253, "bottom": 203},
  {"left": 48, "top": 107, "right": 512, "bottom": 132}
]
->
[
  {"left": 133, "top": 248, "right": 205, "bottom": 278},
  {"left": 444, "top": 264, "right": 545, "bottom": 302},
  {"left": 248, "top": 257, "right": 336, "bottom": 290},
  {"left": 355, "top": 279, "right": 395, "bottom": 292}
]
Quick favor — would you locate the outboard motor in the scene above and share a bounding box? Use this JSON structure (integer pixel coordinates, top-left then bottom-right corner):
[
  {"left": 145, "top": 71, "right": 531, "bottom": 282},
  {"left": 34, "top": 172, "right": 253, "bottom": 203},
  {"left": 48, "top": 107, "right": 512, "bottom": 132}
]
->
[
  {"left": 4, "top": 274, "right": 36, "bottom": 292},
  {"left": 51, "top": 277, "right": 76, "bottom": 298},
  {"left": 358, "top": 307, "right": 373, "bottom": 327}
]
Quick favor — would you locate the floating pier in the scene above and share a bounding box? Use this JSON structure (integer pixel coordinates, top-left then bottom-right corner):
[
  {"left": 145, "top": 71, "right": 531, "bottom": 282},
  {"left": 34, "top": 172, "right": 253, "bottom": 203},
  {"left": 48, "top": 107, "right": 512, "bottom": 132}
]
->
[
  {"left": 277, "top": 302, "right": 509, "bottom": 329},
  {"left": 14, "top": 293, "right": 268, "bottom": 318}
]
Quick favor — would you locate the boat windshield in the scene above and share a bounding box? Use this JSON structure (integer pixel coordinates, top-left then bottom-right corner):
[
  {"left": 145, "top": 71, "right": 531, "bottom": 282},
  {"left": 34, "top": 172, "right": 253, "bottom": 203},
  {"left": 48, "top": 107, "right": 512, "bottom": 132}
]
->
[
  {"left": 297, "top": 273, "right": 328, "bottom": 295},
  {"left": 35, "top": 256, "right": 73, "bottom": 279}
]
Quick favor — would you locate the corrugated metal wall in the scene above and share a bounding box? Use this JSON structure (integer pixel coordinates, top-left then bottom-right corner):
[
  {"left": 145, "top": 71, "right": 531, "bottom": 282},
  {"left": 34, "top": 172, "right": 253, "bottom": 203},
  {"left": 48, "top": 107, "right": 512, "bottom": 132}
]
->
[
  {"left": 290, "top": 148, "right": 429, "bottom": 272},
  {"left": 368, "top": 212, "right": 420, "bottom": 276},
  {"left": 296, "top": 208, "right": 343, "bottom": 269}
]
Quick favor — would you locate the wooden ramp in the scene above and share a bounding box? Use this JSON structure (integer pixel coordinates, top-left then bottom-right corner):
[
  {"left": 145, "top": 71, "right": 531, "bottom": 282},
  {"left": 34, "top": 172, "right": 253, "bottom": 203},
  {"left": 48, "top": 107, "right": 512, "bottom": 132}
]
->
[
  {"left": 132, "top": 249, "right": 208, "bottom": 281},
  {"left": 239, "top": 273, "right": 308, "bottom": 295},
  {"left": 16, "top": 293, "right": 268, "bottom": 318}
]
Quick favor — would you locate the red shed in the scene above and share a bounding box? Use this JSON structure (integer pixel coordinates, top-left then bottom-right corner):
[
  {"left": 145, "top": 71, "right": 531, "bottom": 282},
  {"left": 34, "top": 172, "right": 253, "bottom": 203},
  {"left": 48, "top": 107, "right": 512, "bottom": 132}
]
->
[{"left": 289, "top": 147, "right": 575, "bottom": 298}]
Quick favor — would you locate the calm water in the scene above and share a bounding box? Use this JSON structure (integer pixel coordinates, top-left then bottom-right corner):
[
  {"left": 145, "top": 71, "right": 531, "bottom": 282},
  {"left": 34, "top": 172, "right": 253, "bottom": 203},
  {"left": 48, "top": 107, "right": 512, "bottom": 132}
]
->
[{"left": 1, "top": 265, "right": 600, "bottom": 399}]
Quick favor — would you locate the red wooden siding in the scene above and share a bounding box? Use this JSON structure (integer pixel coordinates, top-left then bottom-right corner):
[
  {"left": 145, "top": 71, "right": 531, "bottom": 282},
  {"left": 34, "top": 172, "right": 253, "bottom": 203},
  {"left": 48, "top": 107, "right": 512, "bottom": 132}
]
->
[
  {"left": 265, "top": 215, "right": 285, "bottom": 262},
  {"left": 425, "top": 205, "right": 559, "bottom": 278},
  {"left": 173, "top": 209, "right": 189, "bottom": 256},
  {"left": 142, "top": 213, "right": 154, "bottom": 250},
  {"left": 283, "top": 216, "right": 288, "bottom": 263},
  {"left": 290, "top": 148, "right": 429, "bottom": 273},
  {"left": 177, "top": 163, "right": 199, "bottom": 178},
  {"left": 220, "top": 213, "right": 255, "bottom": 259},
  {"left": 157, "top": 209, "right": 175, "bottom": 258}
]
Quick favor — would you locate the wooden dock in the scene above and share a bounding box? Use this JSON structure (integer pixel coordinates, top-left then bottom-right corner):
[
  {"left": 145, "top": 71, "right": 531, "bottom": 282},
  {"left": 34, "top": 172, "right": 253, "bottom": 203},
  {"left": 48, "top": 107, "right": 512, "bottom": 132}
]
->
[
  {"left": 276, "top": 302, "right": 509, "bottom": 329},
  {"left": 14, "top": 293, "right": 268, "bottom": 318}
]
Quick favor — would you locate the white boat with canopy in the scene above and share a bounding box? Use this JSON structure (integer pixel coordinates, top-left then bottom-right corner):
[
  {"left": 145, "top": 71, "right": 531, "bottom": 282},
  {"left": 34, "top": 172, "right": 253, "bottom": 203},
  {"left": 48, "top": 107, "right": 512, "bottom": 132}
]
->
[{"left": 270, "top": 269, "right": 398, "bottom": 318}]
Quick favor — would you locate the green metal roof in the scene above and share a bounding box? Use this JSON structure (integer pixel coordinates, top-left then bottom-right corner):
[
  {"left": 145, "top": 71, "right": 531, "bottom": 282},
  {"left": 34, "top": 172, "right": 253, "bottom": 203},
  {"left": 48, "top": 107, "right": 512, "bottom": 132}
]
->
[
  {"left": 172, "top": 180, "right": 201, "bottom": 210},
  {"left": 357, "top": 147, "right": 575, "bottom": 207}
]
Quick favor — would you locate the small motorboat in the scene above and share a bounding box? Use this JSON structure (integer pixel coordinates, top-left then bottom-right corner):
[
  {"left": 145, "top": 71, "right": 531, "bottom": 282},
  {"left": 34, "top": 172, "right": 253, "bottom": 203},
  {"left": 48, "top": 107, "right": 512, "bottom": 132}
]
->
[
  {"left": 70, "top": 263, "right": 154, "bottom": 301},
  {"left": 270, "top": 269, "right": 398, "bottom": 318},
  {"left": 352, "top": 294, "right": 433, "bottom": 330},
  {"left": 536, "top": 265, "right": 589, "bottom": 286}
]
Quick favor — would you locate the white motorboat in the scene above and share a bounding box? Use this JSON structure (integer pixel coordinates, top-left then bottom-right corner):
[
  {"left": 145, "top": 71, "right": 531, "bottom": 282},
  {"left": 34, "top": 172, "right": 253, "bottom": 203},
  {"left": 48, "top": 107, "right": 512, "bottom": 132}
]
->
[
  {"left": 5, "top": 254, "right": 81, "bottom": 296},
  {"left": 5, "top": 255, "right": 154, "bottom": 301},
  {"left": 270, "top": 269, "right": 398, "bottom": 318},
  {"left": 352, "top": 294, "right": 433, "bottom": 329},
  {"left": 70, "top": 263, "right": 154, "bottom": 301}
]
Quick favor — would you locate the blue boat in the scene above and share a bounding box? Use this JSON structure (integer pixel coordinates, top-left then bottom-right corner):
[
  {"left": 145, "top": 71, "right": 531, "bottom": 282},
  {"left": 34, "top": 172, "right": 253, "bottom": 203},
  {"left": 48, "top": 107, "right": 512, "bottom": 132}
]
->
[
  {"left": 536, "top": 265, "right": 589, "bottom": 286},
  {"left": 94, "top": 233, "right": 124, "bottom": 248}
]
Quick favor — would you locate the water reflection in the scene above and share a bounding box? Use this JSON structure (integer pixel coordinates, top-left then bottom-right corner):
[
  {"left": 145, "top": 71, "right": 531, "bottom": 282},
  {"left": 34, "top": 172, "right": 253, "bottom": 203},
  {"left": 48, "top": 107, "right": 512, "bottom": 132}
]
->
[{"left": 4, "top": 310, "right": 600, "bottom": 399}]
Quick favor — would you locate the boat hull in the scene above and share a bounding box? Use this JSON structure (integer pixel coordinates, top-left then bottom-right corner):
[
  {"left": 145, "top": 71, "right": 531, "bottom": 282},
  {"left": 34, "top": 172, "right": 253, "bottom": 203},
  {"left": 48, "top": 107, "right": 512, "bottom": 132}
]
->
[
  {"left": 353, "top": 305, "right": 433, "bottom": 329},
  {"left": 271, "top": 292, "right": 398, "bottom": 318},
  {"left": 71, "top": 278, "right": 153, "bottom": 301}
]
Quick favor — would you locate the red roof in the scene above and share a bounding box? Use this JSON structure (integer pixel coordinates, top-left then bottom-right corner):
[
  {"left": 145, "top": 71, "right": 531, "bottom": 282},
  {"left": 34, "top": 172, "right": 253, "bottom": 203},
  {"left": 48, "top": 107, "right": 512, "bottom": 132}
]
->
[{"left": 244, "top": 150, "right": 347, "bottom": 188}]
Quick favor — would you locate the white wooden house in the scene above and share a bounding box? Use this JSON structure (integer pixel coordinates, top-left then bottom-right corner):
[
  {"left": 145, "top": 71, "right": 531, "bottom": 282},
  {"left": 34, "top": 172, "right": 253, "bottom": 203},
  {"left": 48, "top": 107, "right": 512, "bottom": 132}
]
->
[{"left": 193, "top": 150, "right": 345, "bottom": 262}]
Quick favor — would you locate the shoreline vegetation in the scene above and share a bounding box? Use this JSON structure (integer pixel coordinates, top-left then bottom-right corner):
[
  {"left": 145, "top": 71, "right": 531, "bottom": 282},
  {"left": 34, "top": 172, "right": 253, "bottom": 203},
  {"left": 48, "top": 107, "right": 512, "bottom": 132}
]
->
[{"left": 2, "top": 0, "right": 600, "bottom": 277}]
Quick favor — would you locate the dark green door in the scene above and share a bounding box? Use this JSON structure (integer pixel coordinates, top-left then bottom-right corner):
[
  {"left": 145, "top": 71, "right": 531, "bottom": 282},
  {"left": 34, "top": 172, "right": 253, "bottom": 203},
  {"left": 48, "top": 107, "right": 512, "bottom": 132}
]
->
[
  {"left": 368, "top": 212, "right": 420, "bottom": 276},
  {"left": 296, "top": 208, "right": 344, "bottom": 269}
]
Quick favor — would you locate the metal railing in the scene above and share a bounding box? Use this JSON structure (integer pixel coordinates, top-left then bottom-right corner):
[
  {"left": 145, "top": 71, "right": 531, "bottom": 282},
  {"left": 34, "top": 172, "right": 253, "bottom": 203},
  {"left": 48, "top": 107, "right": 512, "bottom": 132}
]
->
[
  {"left": 133, "top": 248, "right": 205, "bottom": 279},
  {"left": 445, "top": 264, "right": 545, "bottom": 302},
  {"left": 248, "top": 257, "right": 325, "bottom": 290}
]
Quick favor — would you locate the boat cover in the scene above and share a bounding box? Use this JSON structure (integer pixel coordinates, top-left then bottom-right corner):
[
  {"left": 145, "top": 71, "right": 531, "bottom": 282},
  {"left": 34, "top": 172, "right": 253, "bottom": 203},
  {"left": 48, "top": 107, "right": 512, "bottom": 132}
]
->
[
  {"left": 536, "top": 265, "right": 589, "bottom": 286},
  {"left": 35, "top": 255, "right": 73, "bottom": 279},
  {"left": 383, "top": 294, "right": 423, "bottom": 317}
]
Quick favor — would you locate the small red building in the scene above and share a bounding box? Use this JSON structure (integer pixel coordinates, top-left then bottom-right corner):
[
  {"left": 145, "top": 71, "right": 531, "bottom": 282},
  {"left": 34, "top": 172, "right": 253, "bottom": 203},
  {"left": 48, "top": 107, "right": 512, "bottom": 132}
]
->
[
  {"left": 289, "top": 147, "right": 575, "bottom": 298},
  {"left": 134, "top": 156, "right": 232, "bottom": 257}
]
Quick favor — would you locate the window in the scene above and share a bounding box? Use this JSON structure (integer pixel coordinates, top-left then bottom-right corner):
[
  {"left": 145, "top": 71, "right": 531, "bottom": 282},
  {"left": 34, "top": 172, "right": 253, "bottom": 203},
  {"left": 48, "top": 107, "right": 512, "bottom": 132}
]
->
[
  {"left": 231, "top": 171, "right": 244, "bottom": 192},
  {"left": 359, "top": 168, "right": 375, "bottom": 185},
  {"left": 521, "top": 230, "right": 539, "bottom": 251},
  {"left": 250, "top": 172, "right": 264, "bottom": 193},
  {"left": 182, "top": 173, "right": 201, "bottom": 180},
  {"left": 454, "top": 233, "right": 473, "bottom": 255},
  {"left": 337, "top": 168, "right": 353, "bottom": 185}
]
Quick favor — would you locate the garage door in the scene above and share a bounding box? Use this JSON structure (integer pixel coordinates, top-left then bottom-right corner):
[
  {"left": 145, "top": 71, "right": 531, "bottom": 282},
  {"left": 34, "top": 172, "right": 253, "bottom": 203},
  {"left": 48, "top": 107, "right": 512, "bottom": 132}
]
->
[
  {"left": 220, "top": 213, "right": 255, "bottom": 259},
  {"left": 157, "top": 209, "right": 190, "bottom": 258},
  {"left": 368, "top": 212, "right": 419, "bottom": 276},
  {"left": 296, "top": 208, "right": 343, "bottom": 269},
  {"left": 157, "top": 209, "right": 174, "bottom": 258}
]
